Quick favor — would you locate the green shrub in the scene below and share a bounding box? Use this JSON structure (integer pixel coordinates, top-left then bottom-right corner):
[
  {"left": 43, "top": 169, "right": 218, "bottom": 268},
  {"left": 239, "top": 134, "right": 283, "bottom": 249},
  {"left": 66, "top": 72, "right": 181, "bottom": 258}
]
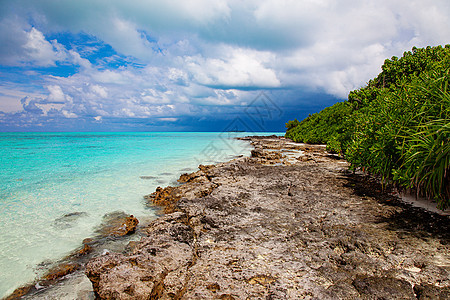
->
[
  {"left": 285, "top": 101, "right": 352, "bottom": 148},
  {"left": 286, "top": 45, "right": 450, "bottom": 208}
]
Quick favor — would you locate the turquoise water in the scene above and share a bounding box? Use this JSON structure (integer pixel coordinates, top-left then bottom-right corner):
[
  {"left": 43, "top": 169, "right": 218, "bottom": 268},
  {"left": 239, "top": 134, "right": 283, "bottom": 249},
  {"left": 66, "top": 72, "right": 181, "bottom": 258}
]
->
[{"left": 0, "top": 132, "right": 279, "bottom": 297}]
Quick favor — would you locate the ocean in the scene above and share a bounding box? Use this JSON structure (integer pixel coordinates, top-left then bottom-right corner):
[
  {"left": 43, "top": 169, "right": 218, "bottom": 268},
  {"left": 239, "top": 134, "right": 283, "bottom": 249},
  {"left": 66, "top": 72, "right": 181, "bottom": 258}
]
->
[{"left": 0, "top": 132, "right": 278, "bottom": 297}]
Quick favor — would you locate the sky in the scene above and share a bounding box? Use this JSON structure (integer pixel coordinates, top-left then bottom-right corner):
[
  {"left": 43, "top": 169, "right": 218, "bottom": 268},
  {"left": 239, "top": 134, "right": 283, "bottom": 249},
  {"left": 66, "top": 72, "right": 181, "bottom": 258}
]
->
[{"left": 0, "top": 1, "right": 449, "bottom": 132}]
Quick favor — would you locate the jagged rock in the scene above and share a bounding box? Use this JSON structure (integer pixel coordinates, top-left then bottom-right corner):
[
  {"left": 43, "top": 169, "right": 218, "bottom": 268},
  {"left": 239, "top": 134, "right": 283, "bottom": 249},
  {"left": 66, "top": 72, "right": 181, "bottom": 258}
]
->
[
  {"left": 145, "top": 186, "right": 181, "bottom": 213},
  {"left": 74, "top": 237, "right": 96, "bottom": 256},
  {"left": 85, "top": 253, "right": 129, "bottom": 297},
  {"left": 178, "top": 171, "right": 210, "bottom": 184},
  {"left": 4, "top": 285, "right": 33, "bottom": 300},
  {"left": 198, "top": 164, "right": 215, "bottom": 172},
  {"left": 297, "top": 155, "right": 311, "bottom": 161},
  {"left": 85, "top": 137, "right": 450, "bottom": 299},
  {"left": 76, "top": 243, "right": 92, "bottom": 256},
  {"left": 146, "top": 170, "right": 219, "bottom": 214},
  {"left": 3, "top": 211, "right": 141, "bottom": 299},
  {"left": 178, "top": 172, "right": 197, "bottom": 183},
  {"left": 42, "top": 262, "right": 80, "bottom": 283},
  {"left": 86, "top": 213, "right": 195, "bottom": 299},
  {"left": 177, "top": 165, "right": 216, "bottom": 184},
  {"left": 97, "top": 212, "right": 139, "bottom": 237},
  {"left": 250, "top": 148, "right": 283, "bottom": 165},
  {"left": 120, "top": 216, "right": 139, "bottom": 236}
]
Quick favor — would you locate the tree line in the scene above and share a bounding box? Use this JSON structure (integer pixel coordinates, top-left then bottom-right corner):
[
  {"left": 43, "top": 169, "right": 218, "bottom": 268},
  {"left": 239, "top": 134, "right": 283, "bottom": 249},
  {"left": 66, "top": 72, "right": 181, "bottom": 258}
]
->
[{"left": 286, "top": 45, "right": 450, "bottom": 209}]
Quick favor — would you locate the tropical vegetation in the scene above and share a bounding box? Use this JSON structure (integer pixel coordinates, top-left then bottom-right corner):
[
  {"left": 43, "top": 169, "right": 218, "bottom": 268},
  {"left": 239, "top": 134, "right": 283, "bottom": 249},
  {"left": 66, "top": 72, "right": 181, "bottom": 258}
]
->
[{"left": 286, "top": 45, "right": 450, "bottom": 209}]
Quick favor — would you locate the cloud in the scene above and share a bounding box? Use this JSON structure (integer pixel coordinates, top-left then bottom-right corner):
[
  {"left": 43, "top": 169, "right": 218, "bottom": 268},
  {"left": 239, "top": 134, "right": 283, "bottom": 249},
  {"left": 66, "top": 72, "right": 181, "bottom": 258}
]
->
[
  {"left": 185, "top": 47, "right": 280, "bottom": 89},
  {"left": 158, "top": 117, "right": 178, "bottom": 122},
  {"left": 90, "top": 85, "right": 108, "bottom": 98},
  {"left": 23, "top": 28, "right": 64, "bottom": 66},
  {"left": 0, "top": 17, "right": 30, "bottom": 65},
  {"left": 0, "top": 17, "right": 66, "bottom": 66},
  {"left": 0, "top": 0, "right": 450, "bottom": 130},
  {"left": 46, "top": 85, "right": 67, "bottom": 103},
  {"left": 0, "top": 86, "right": 43, "bottom": 112}
]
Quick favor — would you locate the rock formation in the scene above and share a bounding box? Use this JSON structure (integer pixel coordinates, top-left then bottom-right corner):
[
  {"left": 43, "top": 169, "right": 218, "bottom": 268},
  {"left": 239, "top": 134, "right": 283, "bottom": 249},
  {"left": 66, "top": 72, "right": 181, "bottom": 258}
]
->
[{"left": 85, "top": 137, "right": 450, "bottom": 299}]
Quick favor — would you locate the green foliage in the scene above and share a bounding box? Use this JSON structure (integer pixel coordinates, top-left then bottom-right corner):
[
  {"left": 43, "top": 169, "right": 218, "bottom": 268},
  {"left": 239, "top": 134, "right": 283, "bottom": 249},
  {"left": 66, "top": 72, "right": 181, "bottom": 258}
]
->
[
  {"left": 285, "top": 101, "right": 352, "bottom": 152},
  {"left": 286, "top": 45, "right": 450, "bottom": 208},
  {"left": 393, "top": 72, "right": 450, "bottom": 208},
  {"left": 285, "top": 119, "right": 300, "bottom": 131}
]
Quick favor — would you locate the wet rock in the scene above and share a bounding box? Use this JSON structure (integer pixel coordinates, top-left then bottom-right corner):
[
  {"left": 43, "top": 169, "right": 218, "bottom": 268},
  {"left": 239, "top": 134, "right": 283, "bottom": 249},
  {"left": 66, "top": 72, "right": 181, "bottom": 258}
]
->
[
  {"left": 53, "top": 211, "right": 88, "bottom": 229},
  {"left": 178, "top": 172, "right": 196, "bottom": 183},
  {"left": 4, "top": 285, "right": 32, "bottom": 300},
  {"left": 97, "top": 212, "right": 139, "bottom": 237},
  {"left": 139, "top": 175, "right": 156, "bottom": 180},
  {"left": 177, "top": 164, "right": 215, "bottom": 184},
  {"left": 76, "top": 243, "right": 92, "bottom": 256},
  {"left": 76, "top": 238, "right": 94, "bottom": 256},
  {"left": 198, "top": 164, "right": 215, "bottom": 172},
  {"left": 4, "top": 209, "right": 143, "bottom": 299},
  {"left": 159, "top": 172, "right": 173, "bottom": 176},
  {"left": 83, "top": 237, "right": 94, "bottom": 244},
  {"left": 297, "top": 155, "right": 311, "bottom": 162},
  {"left": 146, "top": 185, "right": 181, "bottom": 213},
  {"left": 125, "top": 240, "right": 140, "bottom": 253},
  {"left": 41, "top": 262, "right": 80, "bottom": 283}
]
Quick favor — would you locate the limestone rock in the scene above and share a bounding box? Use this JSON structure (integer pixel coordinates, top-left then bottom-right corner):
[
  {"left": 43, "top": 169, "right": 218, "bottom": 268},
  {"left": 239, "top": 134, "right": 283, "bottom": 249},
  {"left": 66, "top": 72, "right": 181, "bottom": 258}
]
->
[
  {"left": 85, "top": 137, "right": 450, "bottom": 299},
  {"left": 352, "top": 276, "right": 415, "bottom": 299},
  {"left": 42, "top": 262, "right": 80, "bottom": 284},
  {"left": 414, "top": 284, "right": 450, "bottom": 299},
  {"left": 86, "top": 212, "right": 194, "bottom": 299},
  {"left": 4, "top": 285, "right": 33, "bottom": 300},
  {"left": 97, "top": 212, "right": 139, "bottom": 237}
]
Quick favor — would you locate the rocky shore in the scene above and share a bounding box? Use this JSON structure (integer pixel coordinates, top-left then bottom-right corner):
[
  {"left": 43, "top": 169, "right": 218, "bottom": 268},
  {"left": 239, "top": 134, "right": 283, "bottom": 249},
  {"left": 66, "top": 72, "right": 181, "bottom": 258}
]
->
[
  {"left": 83, "top": 136, "right": 449, "bottom": 299},
  {"left": 6, "top": 212, "right": 141, "bottom": 300}
]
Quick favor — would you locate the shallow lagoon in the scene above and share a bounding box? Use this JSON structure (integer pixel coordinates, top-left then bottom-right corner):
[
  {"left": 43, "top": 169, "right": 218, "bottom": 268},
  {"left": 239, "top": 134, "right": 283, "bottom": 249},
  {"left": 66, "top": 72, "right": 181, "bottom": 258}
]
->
[{"left": 0, "top": 132, "right": 279, "bottom": 297}]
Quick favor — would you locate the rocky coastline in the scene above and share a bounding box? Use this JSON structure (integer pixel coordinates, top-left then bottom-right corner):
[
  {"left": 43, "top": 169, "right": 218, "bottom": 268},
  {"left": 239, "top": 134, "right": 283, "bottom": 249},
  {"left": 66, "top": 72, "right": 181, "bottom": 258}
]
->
[
  {"left": 6, "top": 136, "right": 449, "bottom": 299},
  {"left": 5, "top": 212, "right": 141, "bottom": 300},
  {"left": 83, "top": 136, "right": 449, "bottom": 299}
]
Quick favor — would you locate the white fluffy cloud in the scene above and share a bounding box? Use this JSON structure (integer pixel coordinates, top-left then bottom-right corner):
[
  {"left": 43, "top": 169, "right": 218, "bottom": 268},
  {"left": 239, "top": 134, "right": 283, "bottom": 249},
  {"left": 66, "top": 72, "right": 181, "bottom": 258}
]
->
[
  {"left": 186, "top": 47, "right": 280, "bottom": 88},
  {"left": 0, "top": 0, "right": 450, "bottom": 128},
  {"left": 0, "top": 18, "right": 66, "bottom": 66}
]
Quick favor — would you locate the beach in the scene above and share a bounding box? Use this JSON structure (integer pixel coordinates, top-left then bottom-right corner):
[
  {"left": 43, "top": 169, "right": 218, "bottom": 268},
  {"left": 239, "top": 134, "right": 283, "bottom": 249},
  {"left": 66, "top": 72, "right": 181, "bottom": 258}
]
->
[{"left": 81, "top": 136, "right": 449, "bottom": 299}]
